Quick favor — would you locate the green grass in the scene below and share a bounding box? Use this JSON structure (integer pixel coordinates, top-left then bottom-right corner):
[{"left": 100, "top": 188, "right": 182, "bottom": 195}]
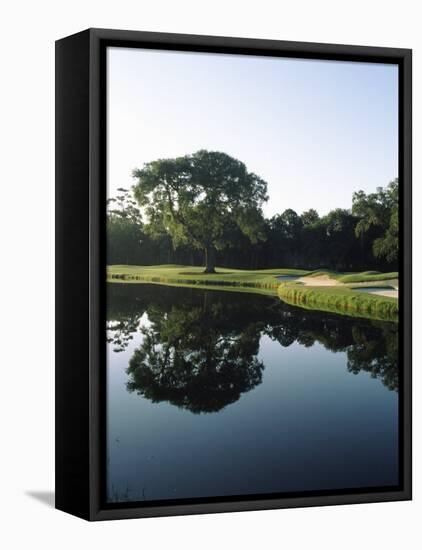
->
[
  {"left": 290, "top": 269, "right": 399, "bottom": 284},
  {"left": 337, "top": 271, "right": 398, "bottom": 284},
  {"left": 277, "top": 284, "right": 398, "bottom": 322},
  {"left": 107, "top": 264, "right": 398, "bottom": 321},
  {"left": 107, "top": 264, "right": 309, "bottom": 294}
]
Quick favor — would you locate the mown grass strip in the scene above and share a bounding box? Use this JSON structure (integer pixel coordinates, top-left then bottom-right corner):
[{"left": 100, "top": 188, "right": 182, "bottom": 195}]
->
[
  {"left": 107, "top": 265, "right": 308, "bottom": 290},
  {"left": 338, "top": 271, "right": 398, "bottom": 284}
]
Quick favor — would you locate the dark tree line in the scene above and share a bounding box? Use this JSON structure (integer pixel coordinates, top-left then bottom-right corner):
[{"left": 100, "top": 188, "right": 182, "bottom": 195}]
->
[{"left": 107, "top": 151, "right": 398, "bottom": 272}]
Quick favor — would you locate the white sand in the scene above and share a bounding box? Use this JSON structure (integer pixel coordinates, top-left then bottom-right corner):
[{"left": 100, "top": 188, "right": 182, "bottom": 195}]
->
[
  {"left": 354, "top": 288, "right": 398, "bottom": 299},
  {"left": 277, "top": 273, "right": 398, "bottom": 299},
  {"left": 297, "top": 275, "right": 341, "bottom": 287}
]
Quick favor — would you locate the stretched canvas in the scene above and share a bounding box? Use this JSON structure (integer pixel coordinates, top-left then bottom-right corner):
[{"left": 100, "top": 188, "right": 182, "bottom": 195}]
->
[{"left": 56, "top": 29, "right": 412, "bottom": 520}]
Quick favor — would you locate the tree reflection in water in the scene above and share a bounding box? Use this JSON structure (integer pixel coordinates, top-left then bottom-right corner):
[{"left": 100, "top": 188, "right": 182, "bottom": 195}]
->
[{"left": 107, "top": 284, "right": 398, "bottom": 413}]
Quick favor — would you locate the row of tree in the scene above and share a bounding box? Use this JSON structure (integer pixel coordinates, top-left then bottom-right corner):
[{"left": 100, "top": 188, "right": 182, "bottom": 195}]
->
[{"left": 107, "top": 150, "right": 399, "bottom": 272}]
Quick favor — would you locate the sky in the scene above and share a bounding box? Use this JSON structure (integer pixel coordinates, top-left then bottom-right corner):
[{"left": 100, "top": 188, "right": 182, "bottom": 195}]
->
[{"left": 107, "top": 47, "right": 398, "bottom": 218}]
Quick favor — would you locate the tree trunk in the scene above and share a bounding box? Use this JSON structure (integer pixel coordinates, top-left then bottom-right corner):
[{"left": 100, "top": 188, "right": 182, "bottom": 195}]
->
[
  {"left": 203, "top": 246, "right": 216, "bottom": 274},
  {"left": 360, "top": 232, "right": 365, "bottom": 269}
]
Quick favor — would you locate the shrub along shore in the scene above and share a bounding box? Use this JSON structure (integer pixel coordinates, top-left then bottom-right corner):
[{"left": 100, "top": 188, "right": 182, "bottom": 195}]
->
[{"left": 107, "top": 265, "right": 398, "bottom": 322}]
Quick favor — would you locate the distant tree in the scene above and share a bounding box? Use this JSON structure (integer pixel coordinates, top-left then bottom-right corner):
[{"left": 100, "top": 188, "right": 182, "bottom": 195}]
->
[
  {"left": 322, "top": 209, "right": 359, "bottom": 270},
  {"left": 373, "top": 208, "right": 398, "bottom": 263},
  {"left": 300, "top": 221, "right": 327, "bottom": 269},
  {"left": 132, "top": 150, "right": 268, "bottom": 273},
  {"left": 266, "top": 209, "right": 304, "bottom": 266},
  {"left": 107, "top": 188, "right": 143, "bottom": 264},
  {"left": 278, "top": 209, "right": 303, "bottom": 239},
  {"left": 352, "top": 179, "right": 398, "bottom": 264},
  {"left": 324, "top": 208, "right": 354, "bottom": 237},
  {"left": 108, "top": 187, "right": 143, "bottom": 225},
  {"left": 301, "top": 208, "right": 320, "bottom": 227}
]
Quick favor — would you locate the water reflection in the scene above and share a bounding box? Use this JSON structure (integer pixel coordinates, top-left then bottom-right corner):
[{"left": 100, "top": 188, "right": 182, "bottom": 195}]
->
[{"left": 107, "top": 284, "right": 398, "bottom": 414}]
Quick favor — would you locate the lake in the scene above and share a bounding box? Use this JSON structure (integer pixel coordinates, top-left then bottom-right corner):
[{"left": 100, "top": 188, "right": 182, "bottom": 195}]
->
[{"left": 106, "top": 283, "right": 399, "bottom": 504}]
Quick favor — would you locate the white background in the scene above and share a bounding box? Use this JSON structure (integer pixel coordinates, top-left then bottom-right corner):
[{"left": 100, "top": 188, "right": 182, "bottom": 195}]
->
[{"left": 0, "top": 1, "right": 419, "bottom": 548}]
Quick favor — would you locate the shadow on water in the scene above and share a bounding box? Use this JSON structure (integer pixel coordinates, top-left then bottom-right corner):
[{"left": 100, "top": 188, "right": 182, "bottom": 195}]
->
[{"left": 107, "top": 284, "right": 398, "bottom": 414}]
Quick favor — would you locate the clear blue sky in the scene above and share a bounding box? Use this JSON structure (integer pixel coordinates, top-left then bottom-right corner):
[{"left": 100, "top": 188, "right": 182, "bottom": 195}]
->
[{"left": 107, "top": 47, "right": 398, "bottom": 218}]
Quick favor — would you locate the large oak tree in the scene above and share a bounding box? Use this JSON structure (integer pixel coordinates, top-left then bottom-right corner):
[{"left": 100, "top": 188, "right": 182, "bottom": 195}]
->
[{"left": 132, "top": 150, "right": 268, "bottom": 273}]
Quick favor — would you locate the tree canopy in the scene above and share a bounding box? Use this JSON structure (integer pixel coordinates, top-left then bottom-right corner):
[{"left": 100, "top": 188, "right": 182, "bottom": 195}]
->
[
  {"left": 352, "top": 179, "right": 399, "bottom": 263},
  {"left": 132, "top": 150, "right": 268, "bottom": 273},
  {"left": 107, "top": 158, "right": 398, "bottom": 272},
  {"left": 106, "top": 188, "right": 143, "bottom": 265}
]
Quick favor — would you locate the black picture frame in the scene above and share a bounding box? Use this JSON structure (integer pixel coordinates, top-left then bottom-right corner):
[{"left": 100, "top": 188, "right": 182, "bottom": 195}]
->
[{"left": 55, "top": 28, "right": 412, "bottom": 521}]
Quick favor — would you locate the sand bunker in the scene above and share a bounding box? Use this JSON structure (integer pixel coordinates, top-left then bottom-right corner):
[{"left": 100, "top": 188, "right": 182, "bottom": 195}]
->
[
  {"left": 297, "top": 275, "right": 341, "bottom": 287},
  {"left": 277, "top": 273, "right": 398, "bottom": 299},
  {"left": 276, "top": 275, "right": 339, "bottom": 286},
  {"left": 353, "top": 287, "right": 398, "bottom": 299}
]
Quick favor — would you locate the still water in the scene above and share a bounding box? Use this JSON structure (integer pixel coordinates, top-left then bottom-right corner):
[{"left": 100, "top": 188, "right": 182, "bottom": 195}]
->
[{"left": 106, "top": 284, "right": 399, "bottom": 503}]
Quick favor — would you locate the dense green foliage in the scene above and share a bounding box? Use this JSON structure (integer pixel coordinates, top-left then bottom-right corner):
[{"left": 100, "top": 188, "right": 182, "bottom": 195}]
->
[
  {"left": 108, "top": 156, "right": 399, "bottom": 272},
  {"left": 131, "top": 150, "right": 268, "bottom": 273},
  {"left": 106, "top": 188, "right": 143, "bottom": 265},
  {"left": 352, "top": 179, "right": 399, "bottom": 263}
]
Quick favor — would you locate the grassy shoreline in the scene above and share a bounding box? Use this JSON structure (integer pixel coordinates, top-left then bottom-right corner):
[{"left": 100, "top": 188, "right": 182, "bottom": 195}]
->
[
  {"left": 107, "top": 264, "right": 398, "bottom": 321},
  {"left": 107, "top": 265, "right": 307, "bottom": 294},
  {"left": 277, "top": 284, "right": 398, "bottom": 322}
]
